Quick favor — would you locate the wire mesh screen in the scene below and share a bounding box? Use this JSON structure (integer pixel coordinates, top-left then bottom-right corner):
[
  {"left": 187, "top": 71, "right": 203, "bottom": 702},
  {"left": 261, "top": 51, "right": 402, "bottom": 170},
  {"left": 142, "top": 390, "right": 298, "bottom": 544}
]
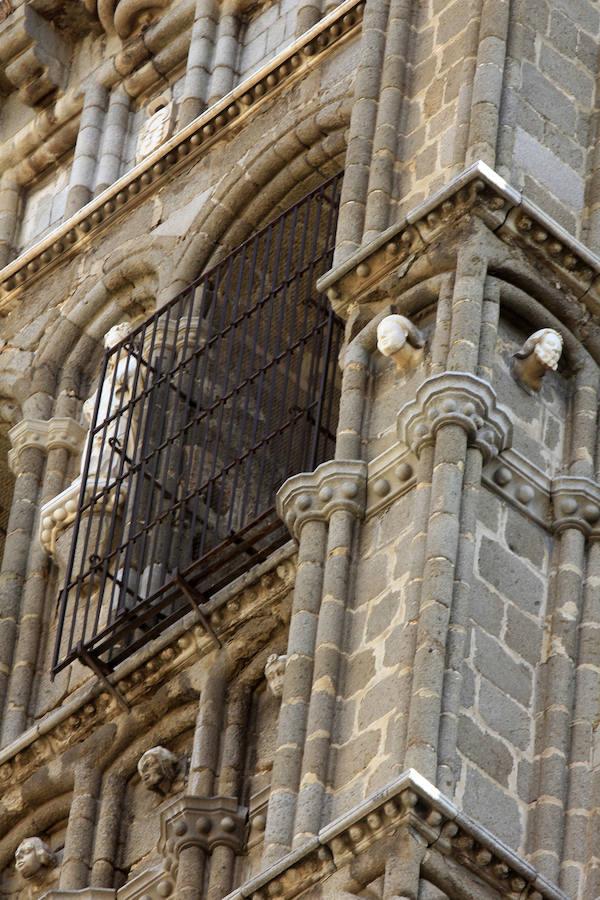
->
[{"left": 53, "top": 173, "right": 343, "bottom": 674}]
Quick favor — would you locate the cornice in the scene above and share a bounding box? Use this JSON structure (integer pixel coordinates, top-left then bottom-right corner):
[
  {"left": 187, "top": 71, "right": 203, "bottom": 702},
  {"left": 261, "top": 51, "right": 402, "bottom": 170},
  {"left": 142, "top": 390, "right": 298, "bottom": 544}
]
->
[
  {"left": 0, "top": 0, "right": 364, "bottom": 310},
  {"left": 8, "top": 416, "right": 85, "bottom": 473},
  {"left": 224, "top": 768, "right": 566, "bottom": 900},
  {"left": 0, "top": 547, "right": 296, "bottom": 794},
  {"left": 318, "top": 161, "right": 600, "bottom": 318}
]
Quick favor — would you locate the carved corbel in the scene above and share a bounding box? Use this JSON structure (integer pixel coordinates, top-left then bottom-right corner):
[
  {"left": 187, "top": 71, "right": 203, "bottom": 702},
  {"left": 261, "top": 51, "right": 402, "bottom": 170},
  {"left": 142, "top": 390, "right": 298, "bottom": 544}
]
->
[
  {"left": 397, "top": 373, "right": 512, "bottom": 462},
  {"left": 0, "top": 4, "right": 70, "bottom": 105},
  {"left": 276, "top": 459, "right": 367, "bottom": 541},
  {"left": 512, "top": 328, "right": 563, "bottom": 394}
]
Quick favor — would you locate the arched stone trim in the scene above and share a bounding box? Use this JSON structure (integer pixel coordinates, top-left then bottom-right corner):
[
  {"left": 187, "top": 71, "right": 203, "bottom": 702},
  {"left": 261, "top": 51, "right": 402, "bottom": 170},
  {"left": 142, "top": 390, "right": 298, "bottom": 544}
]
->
[{"left": 167, "top": 91, "right": 351, "bottom": 299}]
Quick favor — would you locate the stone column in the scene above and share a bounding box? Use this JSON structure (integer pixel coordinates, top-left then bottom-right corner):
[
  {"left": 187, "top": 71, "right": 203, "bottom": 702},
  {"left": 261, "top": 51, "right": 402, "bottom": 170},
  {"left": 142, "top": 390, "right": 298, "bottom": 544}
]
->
[
  {"left": 91, "top": 773, "right": 126, "bottom": 888},
  {"left": 94, "top": 88, "right": 130, "bottom": 196},
  {"left": 0, "top": 170, "right": 20, "bottom": 268},
  {"left": 179, "top": 0, "right": 219, "bottom": 126},
  {"left": 60, "top": 761, "right": 102, "bottom": 889},
  {"left": 65, "top": 82, "right": 109, "bottom": 217},
  {"left": 207, "top": 0, "right": 239, "bottom": 107}
]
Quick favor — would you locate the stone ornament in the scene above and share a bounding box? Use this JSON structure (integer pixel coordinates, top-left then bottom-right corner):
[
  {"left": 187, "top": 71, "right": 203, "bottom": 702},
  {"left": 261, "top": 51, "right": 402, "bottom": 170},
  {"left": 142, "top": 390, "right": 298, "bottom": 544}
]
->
[
  {"left": 84, "top": 0, "right": 172, "bottom": 38},
  {"left": 136, "top": 97, "right": 175, "bottom": 163},
  {"left": 265, "top": 653, "right": 287, "bottom": 697},
  {"left": 15, "top": 836, "right": 56, "bottom": 880},
  {"left": 512, "top": 328, "right": 563, "bottom": 393},
  {"left": 138, "top": 745, "right": 181, "bottom": 795},
  {"left": 376, "top": 314, "right": 425, "bottom": 372}
]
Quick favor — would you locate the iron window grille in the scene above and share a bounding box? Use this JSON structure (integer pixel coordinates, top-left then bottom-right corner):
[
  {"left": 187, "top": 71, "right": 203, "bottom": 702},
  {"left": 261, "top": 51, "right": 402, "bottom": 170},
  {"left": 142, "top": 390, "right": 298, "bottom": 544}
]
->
[{"left": 53, "top": 172, "right": 344, "bottom": 675}]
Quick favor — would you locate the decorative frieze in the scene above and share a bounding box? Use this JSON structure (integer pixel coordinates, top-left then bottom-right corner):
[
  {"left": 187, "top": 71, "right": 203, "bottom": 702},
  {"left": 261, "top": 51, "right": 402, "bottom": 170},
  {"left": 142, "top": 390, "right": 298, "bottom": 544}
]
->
[
  {"left": 224, "top": 769, "right": 566, "bottom": 900},
  {"left": 0, "top": 551, "right": 296, "bottom": 795},
  {"left": 365, "top": 442, "right": 416, "bottom": 519},
  {"left": 8, "top": 416, "right": 85, "bottom": 474},
  {"left": 318, "top": 161, "right": 600, "bottom": 319},
  {"left": 277, "top": 459, "right": 367, "bottom": 540},
  {"left": 397, "top": 372, "right": 512, "bottom": 462},
  {"left": 483, "top": 449, "right": 551, "bottom": 529},
  {"left": 0, "top": 0, "right": 364, "bottom": 306}
]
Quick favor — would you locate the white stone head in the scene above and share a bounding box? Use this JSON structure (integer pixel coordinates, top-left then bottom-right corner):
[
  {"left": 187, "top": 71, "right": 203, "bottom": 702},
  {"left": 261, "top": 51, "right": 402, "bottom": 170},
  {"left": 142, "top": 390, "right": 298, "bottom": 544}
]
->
[
  {"left": 138, "top": 745, "right": 180, "bottom": 792},
  {"left": 265, "top": 653, "right": 287, "bottom": 698},
  {"left": 104, "top": 321, "right": 132, "bottom": 351},
  {"left": 376, "top": 314, "right": 425, "bottom": 371},
  {"left": 15, "top": 837, "right": 55, "bottom": 880},
  {"left": 513, "top": 328, "right": 563, "bottom": 392}
]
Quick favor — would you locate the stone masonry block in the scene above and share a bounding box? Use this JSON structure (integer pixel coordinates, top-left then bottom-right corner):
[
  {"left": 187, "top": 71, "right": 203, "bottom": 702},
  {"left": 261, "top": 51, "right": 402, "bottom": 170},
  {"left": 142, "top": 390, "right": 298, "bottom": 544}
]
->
[
  {"left": 474, "top": 628, "right": 532, "bottom": 707},
  {"left": 504, "top": 508, "right": 547, "bottom": 568},
  {"left": 358, "top": 674, "right": 399, "bottom": 729},
  {"left": 478, "top": 676, "right": 531, "bottom": 751},
  {"left": 343, "top": 648, "right": 376, "bottom": 698},
  {"left": 478, "top": 535, "right": 544, "bottom": 617},
  {"left": 462, "top": 765, "right": 522, "bottom": 848},
  {"left": 505, "top": 603, "right": 543, "bottom": 668},
  {"left": 354, "top": 553, "right": 390, "bottom": 605},
  {"left": 334, "top": 728, "right": 381, "bottom": 785},
  {"left": 366, "top": 590, "right": 400, "bottom": 641},
  {"left": 457, "top": 713, "right": 514, "bottom": 786},
  {"left": 521, "top": 63, "right": 578, "bottom": 132}
]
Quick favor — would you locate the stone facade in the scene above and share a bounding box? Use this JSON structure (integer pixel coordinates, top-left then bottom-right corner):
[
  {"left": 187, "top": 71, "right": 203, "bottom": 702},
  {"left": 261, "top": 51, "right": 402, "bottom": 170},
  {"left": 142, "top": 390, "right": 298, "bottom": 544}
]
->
[{"left": 0, "top": 1, "right": 598, "bottom": 899}]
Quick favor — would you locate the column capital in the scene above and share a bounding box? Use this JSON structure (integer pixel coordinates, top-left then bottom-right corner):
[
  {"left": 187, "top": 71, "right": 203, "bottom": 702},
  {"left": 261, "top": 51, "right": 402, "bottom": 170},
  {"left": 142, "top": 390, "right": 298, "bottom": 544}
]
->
[
  {"left": 397, "top": 372, "right": 512, "bottom": 462},
  {"left": 8, "top": 416, "right": 85, "bottom": 474},
  {"left": 159, "top": 795, "right": 247, "bottom": 864},
  {"left": 276, "top": 459, "right": 367, "bottom": 540}
]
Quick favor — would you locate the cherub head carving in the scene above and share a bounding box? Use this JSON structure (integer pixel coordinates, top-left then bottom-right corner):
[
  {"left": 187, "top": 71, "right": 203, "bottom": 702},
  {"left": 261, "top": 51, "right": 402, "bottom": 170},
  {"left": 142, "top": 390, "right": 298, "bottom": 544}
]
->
[
  {"left": 265, "top": 653, "right": 287, "bottom": 698},
  {"left": 138, "top": 746, "right": 180, "bottom": 794},
  {"left": 15, "top": 837, "right": 56, "bottom": 880},
  {"left": 512, "top": 328, "right": 563, "bottom": 393},
  {"left": 376, "top": 315, "right": 425, "bottom": 372}
]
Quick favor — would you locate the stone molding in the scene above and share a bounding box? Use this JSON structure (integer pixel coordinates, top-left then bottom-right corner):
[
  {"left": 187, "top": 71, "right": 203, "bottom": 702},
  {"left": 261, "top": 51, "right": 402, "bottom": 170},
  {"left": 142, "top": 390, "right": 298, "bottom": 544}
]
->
[
  {"left": 483, "top": 448, "right": 551, "bottom": 529},
  {"left": 223, "top": 768, "right": 566, "bottom": 900},
  {"left": 365, "top": 441, "right": 416, "bottom": 519},
  {"left": 397, "top": 372, "right": 512, "bottom": 462},
  {"left": 318, "top": 161, "right": 600, "bottom": 318},
  {"left": 551, "top": 475, "right": 600, "bottom": 537},
  {"left": 276, "top": 459, "right": 367, "bottom": 540},
  {"left": 41, "top": 891, "right": 116, "bottom": 899},
  {"left": 8, "top": 416, "right": 86, "bottom": 473},
  {"left": 0, "top": 0, "right": 364, "bottom": 306},
  {"left": 0, "top": 550, "right": 296, "bottom": 794},
  {"left": 0, "top": 4, "right": 70, "bottom": 106}
]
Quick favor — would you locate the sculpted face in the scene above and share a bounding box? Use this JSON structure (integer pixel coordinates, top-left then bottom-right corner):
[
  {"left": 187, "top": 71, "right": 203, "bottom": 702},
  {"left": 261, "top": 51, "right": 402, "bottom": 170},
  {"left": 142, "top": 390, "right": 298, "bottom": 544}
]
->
[
  {"left": 534, "top": 330, "right": 562, "bottom": 370},
  {"left": 265, "top": 653, "right": 287, "bottom": 697},
  {"left": 376, "top": 317, "right": 407, "bottom": 357},
  {"left": 15, "top": 838, "right": 51, "bottom": 879},
  {"left": 137, "top": 746, "right": 179, "bottom": 791}
]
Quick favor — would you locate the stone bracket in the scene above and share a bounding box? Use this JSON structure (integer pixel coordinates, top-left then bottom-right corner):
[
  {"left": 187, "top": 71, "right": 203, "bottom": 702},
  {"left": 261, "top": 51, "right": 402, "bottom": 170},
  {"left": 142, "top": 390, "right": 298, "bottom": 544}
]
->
[
  {"left": 277, "top": 459, "right": 367, "bottom": 540},
  {"left": 0, "top": 4, "right": 70, "bottom": 105},
  {"left": 397, "top": 372, "right": 512, "bottom": 462},
  {"left": 159, "top": 795, "right": 247, "bottom": 863}
]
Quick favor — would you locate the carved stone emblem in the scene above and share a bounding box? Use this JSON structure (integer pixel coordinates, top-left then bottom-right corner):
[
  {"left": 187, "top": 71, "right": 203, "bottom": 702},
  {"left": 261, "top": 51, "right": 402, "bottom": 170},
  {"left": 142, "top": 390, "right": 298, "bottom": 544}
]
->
[
  {"left": 136, "top": 99, "right": 175, "bottom": 162},
  {"left": 376, "top": 314, "right": 425, "bottom": 372},
  {"left": 138, "top": 746, "right": 182, "bottom": 795},
  {"left": 15, "top": 837, "right": 56, "bottom": 880},
  {"left": 512, "top": 328, "right": 563, "bottom": 393},
  {"left": 265, "top": 653, "right": 287, "bottom": 697}
]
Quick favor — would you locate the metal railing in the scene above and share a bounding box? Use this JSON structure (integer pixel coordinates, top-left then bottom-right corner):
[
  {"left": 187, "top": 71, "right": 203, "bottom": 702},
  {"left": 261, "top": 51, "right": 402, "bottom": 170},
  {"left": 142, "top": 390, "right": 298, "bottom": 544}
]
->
[{"left": 53, "top": 173, "right": 343, "bottom": 674}]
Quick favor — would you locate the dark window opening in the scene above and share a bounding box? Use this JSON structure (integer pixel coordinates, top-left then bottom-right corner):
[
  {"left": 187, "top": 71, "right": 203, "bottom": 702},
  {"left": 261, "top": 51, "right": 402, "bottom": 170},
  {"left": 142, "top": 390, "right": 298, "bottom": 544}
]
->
[{"left": 53, "top": 172, "right": 344, "bottom": 675}]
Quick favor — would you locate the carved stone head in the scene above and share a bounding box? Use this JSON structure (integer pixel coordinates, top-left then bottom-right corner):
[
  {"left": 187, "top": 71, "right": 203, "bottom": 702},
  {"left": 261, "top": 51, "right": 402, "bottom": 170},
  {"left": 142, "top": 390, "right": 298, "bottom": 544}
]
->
[
  {"left": 104, "top": 321, "right": 132, "bottom": 351},
  {"left": 376, "top": 315, "right": 425, "bottom": 372},
  {"left": 265, "top": 653, "right": 287, "bottom": 698},
  {"left": 512, "top": 328, "right": 563, "bottom": 393},
  {"left": 15, "top": 837, "right": 55, "bottom": 880},
  {"left": 138, "top": 746, "right": 180, "bottom": 794}
]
